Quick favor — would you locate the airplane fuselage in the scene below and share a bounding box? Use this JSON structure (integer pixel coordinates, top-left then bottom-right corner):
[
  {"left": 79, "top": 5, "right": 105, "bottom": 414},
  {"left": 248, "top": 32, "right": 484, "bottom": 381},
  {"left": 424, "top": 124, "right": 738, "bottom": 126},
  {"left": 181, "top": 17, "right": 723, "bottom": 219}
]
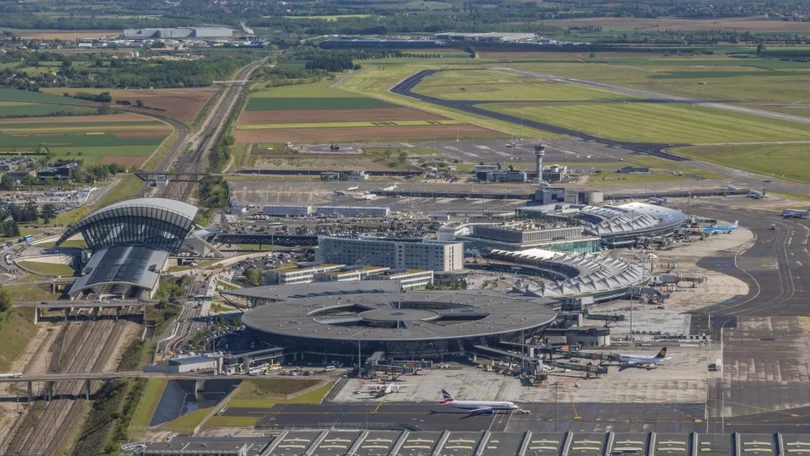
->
[{"left": 444, "top": 400, "right": 518, "bottom": 411}]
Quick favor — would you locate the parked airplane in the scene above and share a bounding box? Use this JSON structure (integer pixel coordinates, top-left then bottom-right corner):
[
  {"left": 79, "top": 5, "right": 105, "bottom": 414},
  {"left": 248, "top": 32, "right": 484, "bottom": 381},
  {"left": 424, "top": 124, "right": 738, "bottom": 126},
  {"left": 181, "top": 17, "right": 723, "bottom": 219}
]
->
[
  {"left": 440, "top": 389, "right": 518, "bottom": 414},
  {"left": 747, "top": 190, "right": 766, "bottom": 199},
  {"left": 347, "top": 185, "right": 359, "bottom": 191},
  {"left": 782, "top": 208, "right": 810, "bottom": 218},
  {"left": 334, "top": 190, "right": 347, "bottom": 196},
  {"left": 354, "top": 193, "right": 378, "bottom": 201},
  {"left": 648, "top": 197, "right": 667, "bottom": 205},
  {"left": 701, "top": 220, "right": 738, "bottom": 234},
  {"left": 380, "top": 183, "right": 398, "bottom": 192},
  {"left": 367, "top": 382, "right": 409, "bottom": 398},
  {"left": 727, "top": 184, "right": 738, "bottom": 192},
  {"left": 618, "top": 347, "right": 671, "bottom": 367}
]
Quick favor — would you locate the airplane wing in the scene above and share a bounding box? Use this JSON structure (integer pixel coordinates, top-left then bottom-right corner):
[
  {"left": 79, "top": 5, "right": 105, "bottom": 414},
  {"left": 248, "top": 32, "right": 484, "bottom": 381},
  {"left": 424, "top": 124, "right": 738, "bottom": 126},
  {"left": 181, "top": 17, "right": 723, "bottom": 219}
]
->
[
  {"left": 624, "top": 361, "right": 638, "bottom": 366},
  {"left": 466, "top": 407, "right": 494, "bottom": 415}
]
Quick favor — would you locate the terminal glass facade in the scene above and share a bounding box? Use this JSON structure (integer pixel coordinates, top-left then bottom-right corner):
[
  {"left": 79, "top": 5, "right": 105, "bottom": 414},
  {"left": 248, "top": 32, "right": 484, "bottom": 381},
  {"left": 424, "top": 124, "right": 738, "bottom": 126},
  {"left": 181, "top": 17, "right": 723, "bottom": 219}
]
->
[{"left": 57, "top": 201, "right": 196, "bottom": 253}]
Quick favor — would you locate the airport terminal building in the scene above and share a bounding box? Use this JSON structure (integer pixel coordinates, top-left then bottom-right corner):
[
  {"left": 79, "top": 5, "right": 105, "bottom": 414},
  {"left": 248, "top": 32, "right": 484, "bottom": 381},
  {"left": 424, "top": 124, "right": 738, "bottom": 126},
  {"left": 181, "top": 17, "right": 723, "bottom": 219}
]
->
[{"left": 228, "top": 282, "right": 557, "bottom": 360}]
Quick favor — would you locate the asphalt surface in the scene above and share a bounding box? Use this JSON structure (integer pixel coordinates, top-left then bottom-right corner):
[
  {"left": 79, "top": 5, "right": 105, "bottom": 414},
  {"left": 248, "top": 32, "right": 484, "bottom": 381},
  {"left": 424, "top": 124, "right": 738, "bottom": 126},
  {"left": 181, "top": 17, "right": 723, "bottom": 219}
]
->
[
  {"left": 231, "top": 402, "right": 707, "bottom": 433},
  {"left": 391, "top": 69, "right": 689, "bottom": 162}
]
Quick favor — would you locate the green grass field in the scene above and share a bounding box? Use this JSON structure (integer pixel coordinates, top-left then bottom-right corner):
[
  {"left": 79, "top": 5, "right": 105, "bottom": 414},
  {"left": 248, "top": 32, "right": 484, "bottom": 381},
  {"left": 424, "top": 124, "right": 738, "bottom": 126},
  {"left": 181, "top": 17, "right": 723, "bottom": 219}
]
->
[
  {"left": 4, "top": 284, "right": 60, "bottom": 302},
  {"left": 16, "top": 261, "right": 75, "bottom": 276},
  {"left": 270, "top": 14, "right": 373, "bottom": 20},
  {"left": 0, "top": 133, "right": 164, "bottom": 148},
  {"left": 251, "top": 79, "right": 361, "bottom": 99},
  {"left": 159, "top": 407, "right": 214, "bottom": 433},
  {"left": 238, "top": 120, "right": 462, "bottom": 129},
  {"left": 0, "top": 103, "right": 97, "bottom": 118},
  {"left": 130, "top": 378, "right": 168, "bottom": 429},
  {"left": 228, "top": 380, "right": 334, "bottom": 409},
  {"left": 485, "top": 102, "right": 810, "bottom": 143},
  {"left": 1, "top": 122, "right": 166, "bottom": 133},
  {"left": 0, "top": 88, "right": 96, "bottom": 105},
  {"left": 246, "top": 97, "right": 396, "bottom": 111},
  {"left": 339, "top": 64, "right": 558, "bottom": 138},
  {"left": 414, "top": 69, "right": 633, "bottom": 102},
  {"left": 0, "top": 309, "right": 37, "bottom": 371},
  {"left": 671, "top": 143, "right": 810, "bottom": 184}
]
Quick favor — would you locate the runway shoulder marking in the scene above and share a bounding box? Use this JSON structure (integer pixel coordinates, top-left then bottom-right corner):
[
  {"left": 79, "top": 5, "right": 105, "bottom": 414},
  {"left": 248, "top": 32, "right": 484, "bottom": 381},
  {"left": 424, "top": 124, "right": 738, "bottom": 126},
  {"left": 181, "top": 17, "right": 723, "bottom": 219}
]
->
[
  {"left": 400, "top": 143, "right": 415, "bottom": 148},
  {"left": 475, "top": 145, "right": 491, "bottom": 150},
  {"left": 442, "top": 146, "right": 460, "bottom": 151}
]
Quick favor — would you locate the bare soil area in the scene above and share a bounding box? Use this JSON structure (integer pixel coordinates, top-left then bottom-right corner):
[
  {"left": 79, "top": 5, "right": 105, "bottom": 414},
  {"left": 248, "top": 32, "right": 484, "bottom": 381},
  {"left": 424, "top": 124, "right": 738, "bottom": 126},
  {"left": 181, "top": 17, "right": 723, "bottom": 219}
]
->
[
  {"left": 239, "top": 107, "right": 445, "bottom": 124},
  {"left": 234, "top": 124, "right": 503, "bottom": 144},
  {"left": 100, "top": 155, "right": 149, "bottom": 167}
]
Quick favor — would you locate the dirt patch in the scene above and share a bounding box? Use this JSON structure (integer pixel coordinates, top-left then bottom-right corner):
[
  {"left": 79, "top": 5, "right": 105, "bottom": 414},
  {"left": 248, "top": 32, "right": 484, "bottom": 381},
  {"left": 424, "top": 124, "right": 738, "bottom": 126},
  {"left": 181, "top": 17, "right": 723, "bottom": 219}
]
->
[
  {"left": 537, "top": 16, "right": 810, "bottom": 32},
  {"left": 234, "top": 124, "right": 503, "bottom": 143},
  {"left": 100, "top": 155, "right": 147, "bottom": 167},
  {"left": 238, "top": 107, "right": 445, "bottom": 125},
  {"left": 0, "top": 114, "right": 148, "bottom": 125},
  {"left": 42, "top": 88, "right": 217, "bottom": 124}
]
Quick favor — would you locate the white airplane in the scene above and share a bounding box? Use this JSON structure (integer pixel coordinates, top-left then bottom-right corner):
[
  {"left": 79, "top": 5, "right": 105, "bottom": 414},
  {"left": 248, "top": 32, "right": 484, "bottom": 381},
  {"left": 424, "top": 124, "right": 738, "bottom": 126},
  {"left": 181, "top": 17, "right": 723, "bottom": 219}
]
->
[
  {"left": 727, "top": 184, "right": 738, "bottom": 192},
  {"left": 354, "top": 192, "right": 378, "bottom": 201},
  {"left": 618, "top": 347, "right": 671, "bottom": 367},
  {"left": 747, "top": 190, "right": 766, "bottom": 199},
  {"left": 380, "top": 183, "right": 398, "bottom": 192},
  {"left": 347, "top": 185, "right": 359, "bottom": 191},
  {"left": 440, "top": 389, "right": 518, "bottom": 414},
  {"left": 366, "top": 382, "right": 409, "bottom": 397},
  {"left": 782, "top": 207, "right": 810, "bottom": 218},
  {"left": 648, "top": 197, "right": 667, "bottom": 205}
]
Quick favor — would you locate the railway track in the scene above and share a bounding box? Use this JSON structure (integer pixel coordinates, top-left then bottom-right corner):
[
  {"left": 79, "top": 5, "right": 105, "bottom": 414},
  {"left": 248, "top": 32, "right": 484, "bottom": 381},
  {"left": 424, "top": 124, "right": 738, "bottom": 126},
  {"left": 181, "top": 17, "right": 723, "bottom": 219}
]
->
[
  {"left": 2, "top": 320, "right": 125, "bottom": 455},
  {"left": 155, "top": 57, "right": 268, "bottom": 202}
]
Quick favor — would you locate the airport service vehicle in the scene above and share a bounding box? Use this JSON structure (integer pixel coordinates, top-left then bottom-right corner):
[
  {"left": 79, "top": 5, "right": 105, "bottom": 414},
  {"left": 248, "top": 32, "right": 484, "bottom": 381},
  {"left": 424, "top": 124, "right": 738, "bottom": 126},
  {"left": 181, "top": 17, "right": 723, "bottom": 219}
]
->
[
  {"left": 440, "top": 389, "right": 519, "bottom": 414},
  {"left": 334, "top": 190, "right": 347, "bottom": 196},
  {"left": 782, "top": 208, "right": 810, "bottom": 218},
  {"left": 618, "top": 347, "right": 671, "bottom": 367},
  {"left": 0, "top": 373, "right": 23, "bottom": 379},
  {"left": 701, "top": 221, "right": 738, "bottom": 235},
  {"left": 747, "top": 190, "right": 766, "bottom": 199}
]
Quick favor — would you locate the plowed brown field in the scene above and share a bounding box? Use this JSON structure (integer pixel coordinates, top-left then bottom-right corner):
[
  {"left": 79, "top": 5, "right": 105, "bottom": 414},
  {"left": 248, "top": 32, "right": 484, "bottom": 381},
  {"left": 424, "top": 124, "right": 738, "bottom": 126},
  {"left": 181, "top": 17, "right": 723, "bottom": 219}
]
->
[
  {"left": 234, "top": 124, "right": 503, "bottom": 143},
  {"left": 239, "top": 107, "right": 445, "bottom": 124},
  {"left": 42, "top": 88, "right": 217, "bottom": 124},
  {"left": 100, "top": 155, "right": 148, "bottom": 167}
]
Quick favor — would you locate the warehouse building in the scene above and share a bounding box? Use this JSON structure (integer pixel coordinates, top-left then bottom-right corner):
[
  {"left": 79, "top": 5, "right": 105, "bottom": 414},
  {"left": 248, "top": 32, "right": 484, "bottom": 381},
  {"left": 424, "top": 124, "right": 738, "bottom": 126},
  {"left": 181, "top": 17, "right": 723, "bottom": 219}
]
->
[
  {"left": 317, "top": 237, "right": 464, "bottom": 272},
  {"left": 434, "top": 32, "right": 536, "bottom": 42},
  {"left": 315, "top": 206, "right": 390, "bottom": 217},
  {"left": 263, "top": 205, "right": 313, "bottom": 217},
  {"left": 121, "top": 27, "right": 235, "bottom": 39}
]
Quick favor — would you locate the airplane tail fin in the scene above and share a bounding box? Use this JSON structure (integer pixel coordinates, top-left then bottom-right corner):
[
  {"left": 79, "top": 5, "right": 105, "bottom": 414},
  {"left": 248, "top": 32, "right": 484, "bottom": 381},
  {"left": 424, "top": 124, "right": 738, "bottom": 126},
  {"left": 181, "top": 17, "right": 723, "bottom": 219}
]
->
[
  {"left": 732, "top": 220, "right": 738, "bottom": 228},
  {"left": 440, "top": 388, "right": 454, "bottom": 403},
  {"left": 655, "top": 347, "right": 667, "bottom": 359}
]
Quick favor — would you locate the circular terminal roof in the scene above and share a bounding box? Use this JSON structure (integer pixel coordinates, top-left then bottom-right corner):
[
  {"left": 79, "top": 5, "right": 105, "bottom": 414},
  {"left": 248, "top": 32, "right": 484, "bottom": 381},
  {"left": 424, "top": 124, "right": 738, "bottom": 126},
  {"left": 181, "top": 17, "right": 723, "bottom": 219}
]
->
[{"left": 241, "top": 290, "right": 557, "bottom": 342}]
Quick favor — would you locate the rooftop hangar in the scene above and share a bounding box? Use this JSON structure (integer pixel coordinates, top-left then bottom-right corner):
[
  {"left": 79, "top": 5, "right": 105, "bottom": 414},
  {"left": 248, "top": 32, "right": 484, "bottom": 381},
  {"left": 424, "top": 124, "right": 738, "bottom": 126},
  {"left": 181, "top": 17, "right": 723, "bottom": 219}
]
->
[{"left": 229, "top": 282, "right": 557, "bottom": 360}]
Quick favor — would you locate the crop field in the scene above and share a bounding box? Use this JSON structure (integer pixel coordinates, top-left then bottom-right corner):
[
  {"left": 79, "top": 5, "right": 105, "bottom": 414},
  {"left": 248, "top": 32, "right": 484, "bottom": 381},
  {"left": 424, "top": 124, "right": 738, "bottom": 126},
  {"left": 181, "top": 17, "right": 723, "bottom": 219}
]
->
[
  {"left": 485, "top": 102, "right": 810, "bottom": 143},
  {"left": 238, "top": 78, "right": 502, "bottom": 146},
  {"left": 414, "top": 69, "right": 632, "bottom": 101},
  {"left": 671, "top": 144, "right": 810, "bottom": 184},
  {"left": 0, "top": 29, "right": 119, "bottom": 40},
  {"left": 43, "top": 88, "right": 217, "bottom": 124},
  {"left": 0, "top": 113, "right": 171, "bottom": 166},
  {"left": 269, "top": 14, "right": 373, "bottom": 20}
]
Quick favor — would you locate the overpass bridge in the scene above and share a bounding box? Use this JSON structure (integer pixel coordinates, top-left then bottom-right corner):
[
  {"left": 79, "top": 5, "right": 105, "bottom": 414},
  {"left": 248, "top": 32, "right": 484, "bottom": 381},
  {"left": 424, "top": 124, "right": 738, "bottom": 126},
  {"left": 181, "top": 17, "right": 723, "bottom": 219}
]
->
[{"left": 13, "top": 299, "right": 154, "bottom": 324}]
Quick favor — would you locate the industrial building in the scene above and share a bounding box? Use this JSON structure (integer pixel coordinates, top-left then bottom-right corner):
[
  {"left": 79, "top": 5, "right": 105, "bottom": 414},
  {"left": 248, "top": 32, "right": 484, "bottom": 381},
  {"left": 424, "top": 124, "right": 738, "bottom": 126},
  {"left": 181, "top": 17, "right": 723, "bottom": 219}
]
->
[
  {"left": 316, "top": 236, "right": 464, "bottom": 272},
  {"left": 434, "top": 32, "right": 537, "bottom": 42},
  {"left": 315, "top": 206, "right": 390, "bottom": 217},
  {"left": 121, "top": 27, "right": 235, "bottom": 39},
  {"left": 534, "top": 187, "right": 604, "bottom": 205},
  {"left": 55, "top": 198, "right": 200, "bottom": 300},
  {"left": 263, "top": 204, "right": 313, "bottom": 216},
  {"left": 236, "top": 283, "right": 556, "bottom": 360},
  {"left": 267, "top": 262, "right": 435, "bottom": 290}
]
